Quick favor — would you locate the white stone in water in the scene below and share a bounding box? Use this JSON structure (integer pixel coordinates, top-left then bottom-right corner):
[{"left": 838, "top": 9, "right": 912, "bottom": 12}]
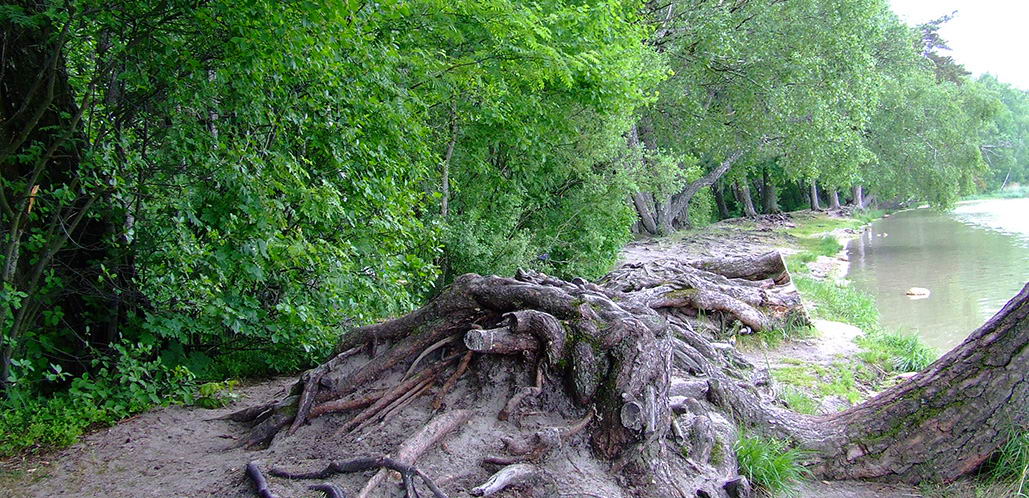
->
[{"left": 905, "top": 287, "right": 931, "bottom": 299}]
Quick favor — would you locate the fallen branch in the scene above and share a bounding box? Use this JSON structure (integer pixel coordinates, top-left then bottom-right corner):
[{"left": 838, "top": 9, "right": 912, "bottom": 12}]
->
[
  {"left": 336, "top": 354, "right": 459, "bottom": 436},
  {"left": 309, "top": 390, "right": 382, "bottom": 419},
  {"left": 498, "top": 386, "right": 542, "bottom": 422},
  {"left": 432, "top": 350, "right": 474, "bottom": 411},
  {"left": 308, "top": 482, "right": 347, "bottom": 498}
]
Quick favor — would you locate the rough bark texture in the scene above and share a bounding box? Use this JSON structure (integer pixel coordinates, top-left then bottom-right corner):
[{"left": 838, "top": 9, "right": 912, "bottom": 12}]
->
[
  {"left": 808, "top": 282, "right": 1029, "bottom": 484},
  {"left": 760, "top": 168, "right": 779, "bottom": 214},
  {"left": 713, "top": 180, "right": 731, "bottom": 219},
  {"left": 229, "top": 255, "right": 1028, "bottom": 496},
  {"left": 809, "top": 180, "right": 822, "bottom": 210},
  {"left": 851, "top": 185, "right": 864, "bottom": 210},
  {"left": 828, "top": 189, "right": 842, "bottom": 209},
  {"left": 733, "top": 181, "right": 758, "bottom": 218}
]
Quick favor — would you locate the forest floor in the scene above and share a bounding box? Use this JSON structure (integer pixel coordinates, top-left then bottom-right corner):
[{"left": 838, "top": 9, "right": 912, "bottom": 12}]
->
[{"left": 0, "top": 210, "right": 984, "bottom": 497}]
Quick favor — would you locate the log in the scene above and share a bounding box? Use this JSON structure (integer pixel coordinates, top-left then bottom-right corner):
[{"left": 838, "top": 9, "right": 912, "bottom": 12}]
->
[
  {"left": 470, "top": 464, "right": 538, "bottom": 496},
  {"left": 464, "top": 325, "right": 537, "bottom": 354},
  {"left": 688, "top": 251, "right": 790, "bottom": 284}
]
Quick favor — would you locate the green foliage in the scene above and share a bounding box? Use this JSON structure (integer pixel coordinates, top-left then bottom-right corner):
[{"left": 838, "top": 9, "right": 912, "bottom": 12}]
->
[
  {"left": 794, "top": 277, "right": 880, "bottom": 331},
  {"left": 0, "top": 343, "right": 196, "bottom": 456},
  {"left": 734, "top": 429, "right": 811, "bottom": 496},
  {"left": 194, "top": 380, "right": 240, "bottom": 409}
]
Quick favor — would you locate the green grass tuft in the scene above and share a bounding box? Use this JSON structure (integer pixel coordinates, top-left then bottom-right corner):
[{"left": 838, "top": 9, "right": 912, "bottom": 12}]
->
[
  {"left": 982, "top": 429, "right": 1029, "bottom": 496},
  {"left": 735, "top": 429, "right": 811, "bottom": 496},
  {"left": 794, "top": 276, "right": 879, "bottom": 331},
  {"left": 857, "top": 329, "right": 938, "bottom": 372},
  {"left": 779, "top": 385, "right": 818, "bottom": 415}
]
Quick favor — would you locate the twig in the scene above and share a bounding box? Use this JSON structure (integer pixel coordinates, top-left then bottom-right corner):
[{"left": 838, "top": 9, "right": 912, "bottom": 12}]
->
[
  {"left": 308, "top": 482, "right": 347, "bottom": 498},
  {"left": 356, "top": 410, "right": 472, "bottom": 498}
]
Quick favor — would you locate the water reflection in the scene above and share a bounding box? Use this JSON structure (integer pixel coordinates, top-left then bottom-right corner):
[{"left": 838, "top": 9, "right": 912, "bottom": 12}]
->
[{"left": 846, "top": 198, "right": 1029, "bottom": 352}]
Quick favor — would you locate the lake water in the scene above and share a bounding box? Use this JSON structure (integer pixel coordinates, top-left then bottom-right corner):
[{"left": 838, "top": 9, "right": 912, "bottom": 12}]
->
[{"left": 845, "top": 198, "right": 1029, "bottom": 352}]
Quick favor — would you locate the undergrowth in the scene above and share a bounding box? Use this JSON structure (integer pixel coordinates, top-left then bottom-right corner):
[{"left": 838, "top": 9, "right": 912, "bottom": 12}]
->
[
  {"left": 982, "top": 429, "right": 1029, "bottom": 496},
  {"left": 735, "top": 429, "right": 810, "bottom": 496},
  {"left": 0, "top": 343, "right": 242, "bottom": 457}
]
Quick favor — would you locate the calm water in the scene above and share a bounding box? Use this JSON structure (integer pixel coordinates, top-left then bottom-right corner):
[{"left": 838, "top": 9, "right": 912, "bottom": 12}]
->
[{"left": 846, "top": 198, "right": 1029, "bottom": 352}]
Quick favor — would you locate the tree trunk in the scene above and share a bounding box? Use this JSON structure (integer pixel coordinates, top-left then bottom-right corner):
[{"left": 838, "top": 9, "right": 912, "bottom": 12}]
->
[
  {"left": 809, "top": 282, "right": 1029, "bottom": 483},
  {"left": 809, "top": 180, "right": 822, "bottom": 211},
  {"left": 760, "top": 168, "right": 779, "bottom": 213},
  {"left": 713, "top": 180, "right": 730, "bottom": 219},
  {"left": 0, "top": 8, "right": 121, "bottom": 391},
  {"left": 667, "top": 150, "right": 744, "bottom": 228},
  {"left": 441, "top": 104, "right": 457, "bottom": 218},
  {"left": 733, "top": 181, "right": 757, "bottom": 218},
  {"left": 828, "top": 189, "right": 841, "bottom": 209},
  {"left": 851, "top": 185, "right": 864, "bottom": 210},
  {"left": 627, "top": 124, "right": 660, "bottom": 235}
]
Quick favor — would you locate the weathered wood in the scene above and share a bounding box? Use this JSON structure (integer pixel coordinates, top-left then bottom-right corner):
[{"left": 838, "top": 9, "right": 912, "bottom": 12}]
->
[
  {"left": 432, "top": 350, "right": 474, "bottom": 411},
  {"left": 498, "top": 386, "right": 542, "bottom": 422},
  {"left": 470, "top": 464, "right": 538, "bottom": 497},
  {"left": 356, "top": 409, "right": 473, "bottom": 498},
  {"left": 270, "top": 457, "right": 448, "bottom": 498},
  {"left": 464, "top": 325, "right": 536, "bottom": 354},
  {"left": 688, "top": 251, "right": 790, "bottom": 284}
]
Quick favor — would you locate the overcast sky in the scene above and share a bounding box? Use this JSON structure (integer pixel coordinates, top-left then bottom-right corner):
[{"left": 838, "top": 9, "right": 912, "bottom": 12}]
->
[{"left": 888, "top": 0, "right": 1029, "bottom": 89}]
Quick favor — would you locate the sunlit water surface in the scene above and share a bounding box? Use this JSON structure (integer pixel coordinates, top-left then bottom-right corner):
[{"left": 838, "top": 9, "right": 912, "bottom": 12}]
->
[{"left": 846, "top": 198, "right": 1029, "bottom": 352}]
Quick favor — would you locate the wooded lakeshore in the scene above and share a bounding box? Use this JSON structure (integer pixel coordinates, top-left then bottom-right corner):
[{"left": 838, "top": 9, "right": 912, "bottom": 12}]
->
[{"left": 1, "top": 1, "right": 1027, "bottom": 497}]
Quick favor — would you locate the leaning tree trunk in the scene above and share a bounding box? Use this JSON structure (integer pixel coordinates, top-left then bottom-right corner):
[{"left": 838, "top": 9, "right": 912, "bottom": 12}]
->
[
  {"left": 809, "top": 180, "right": 822, "bottom": 211},
  {"left": 229, "top": 255, "right": 1027, "bottom": 496},
  {"left": 733, "top": 181, "right": 758, "bottom": 218},
  {"left": 804, "top": 282, "right": 1029, "bottom": 483},
  {"left": 851, "top": 185, "right": 864, "bottom": 210},
  {"left": 828, "top": 190, "right": 841, "bottom": 209}
]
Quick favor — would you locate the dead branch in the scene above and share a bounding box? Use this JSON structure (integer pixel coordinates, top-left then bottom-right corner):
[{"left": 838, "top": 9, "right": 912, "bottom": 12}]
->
[{"left": 470, "top": 463, "right": 538, "bottom": 496}]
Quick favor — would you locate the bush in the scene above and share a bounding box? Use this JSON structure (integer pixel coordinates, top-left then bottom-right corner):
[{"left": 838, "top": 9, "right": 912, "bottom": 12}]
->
[
  {"left": 734, "top": 430, "right": 810, "bottom": 496},
  {"left": 0, "top": 342, "right": 196, "bottom": 457}
]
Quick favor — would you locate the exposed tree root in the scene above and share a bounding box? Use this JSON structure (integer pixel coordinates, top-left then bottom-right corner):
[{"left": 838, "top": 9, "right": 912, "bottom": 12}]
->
[
  {"left": 227, "top": 252, "right": 1028, "bottom": 496},
  {"left": 470, "top": 463, "right": 538, "bottom": 496},
  {"left": 269, "top": 456, "right": 447, "bottom": 498},
  {"left": 245, "top": 461, "right": 278, "bottom": 498}
]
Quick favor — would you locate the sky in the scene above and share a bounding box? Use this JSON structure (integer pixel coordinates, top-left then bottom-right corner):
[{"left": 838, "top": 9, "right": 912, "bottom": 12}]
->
[{"left": 888, "top": 0, "right": 1029, "bottom": 89}]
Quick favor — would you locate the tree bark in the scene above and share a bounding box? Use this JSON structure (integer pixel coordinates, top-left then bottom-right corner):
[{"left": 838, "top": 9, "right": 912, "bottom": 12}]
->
[
  {"left": 760, "top": 167, "right": 779, "bottom": 213},
  {"left": 230, "top": 258, "right": 1027, "bottom": 495},
  {"left": 828, "top": 189, "right": 841, "bottom": 209},
  {"left": 667, "top": 150, "right": 744, "bottom": 228},
  {"left": 809, "top": 180, "right": 822, "bottom": 211},
  {"left": 808, "top": 282, "right": 1029, "bottom": 483},
  {"left": 733, "top": 181, "right": 757, "bottom": 218},
  {"left": 713, "top": 180, "right": 730, "bottom": 219},
  {"left": 851, "top": 185, "right": 864, "bottom": 210}
]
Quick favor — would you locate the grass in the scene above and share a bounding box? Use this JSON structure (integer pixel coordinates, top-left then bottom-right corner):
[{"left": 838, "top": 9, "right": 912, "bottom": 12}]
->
[
  {"left": 794, "top": 276, "right": 879, "bottom": 331},
  {"left": 734, "top": 429, "right": 811, "bottom": 496},
  {"left": 857, "top": 329, "right": 938, "bottom": 372},
  {"left": 779, "top": 385, "right": 818, "bottom": 415},
  {"left": 737, "top": 314, "right": 816, "bottom": 350},
  {"left": 962, "top": 185, "right": 1029, "bottom": 201},
  {"left": 982, "top": 429, "right": 1029, "bottom": 496}
]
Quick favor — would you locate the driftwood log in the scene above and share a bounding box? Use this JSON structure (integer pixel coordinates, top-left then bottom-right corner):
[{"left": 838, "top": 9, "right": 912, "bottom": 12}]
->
[{"left": 228, "top": 250, "right": 1028, "bottom": 496}]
